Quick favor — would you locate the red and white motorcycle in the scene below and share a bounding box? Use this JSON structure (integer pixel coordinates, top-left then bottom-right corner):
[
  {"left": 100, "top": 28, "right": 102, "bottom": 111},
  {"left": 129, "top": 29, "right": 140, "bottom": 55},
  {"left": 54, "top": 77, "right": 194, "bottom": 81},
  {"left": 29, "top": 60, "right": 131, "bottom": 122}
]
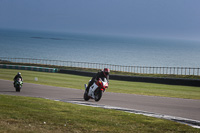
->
[{"left": 84, "top": 78, "right": 108, "bottom": 102}]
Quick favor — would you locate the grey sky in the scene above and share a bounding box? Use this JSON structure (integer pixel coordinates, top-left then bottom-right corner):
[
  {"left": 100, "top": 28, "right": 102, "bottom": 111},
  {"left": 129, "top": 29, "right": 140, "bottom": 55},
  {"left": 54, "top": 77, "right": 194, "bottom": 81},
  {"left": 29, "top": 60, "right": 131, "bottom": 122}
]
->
[{"left": 0, "top": 0, "right": 200, "bottom": 40}]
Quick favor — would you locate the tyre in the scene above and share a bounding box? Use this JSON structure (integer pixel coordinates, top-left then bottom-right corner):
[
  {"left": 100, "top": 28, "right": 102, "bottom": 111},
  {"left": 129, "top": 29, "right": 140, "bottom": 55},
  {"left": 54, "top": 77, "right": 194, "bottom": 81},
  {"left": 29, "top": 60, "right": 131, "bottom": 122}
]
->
[
  {"left": 83, "top": 91, "right": 90, "bottom": 101},
  {"left": 15, "top": 85, "right": 21, "bottom": 92},
  {"left": 94, "top": 89, "right": 102, "bottom": 102},
  {"left": 16, "top": 87, "right": 20, "bottom": 92}
]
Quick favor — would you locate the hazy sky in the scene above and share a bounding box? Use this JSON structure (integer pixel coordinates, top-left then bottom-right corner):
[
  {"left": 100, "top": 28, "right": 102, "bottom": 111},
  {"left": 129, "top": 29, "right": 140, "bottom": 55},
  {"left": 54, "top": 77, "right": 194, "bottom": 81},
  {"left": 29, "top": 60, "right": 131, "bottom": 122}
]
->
[{"left": 0, "top": 0, "right": 200, "bottom": 40}]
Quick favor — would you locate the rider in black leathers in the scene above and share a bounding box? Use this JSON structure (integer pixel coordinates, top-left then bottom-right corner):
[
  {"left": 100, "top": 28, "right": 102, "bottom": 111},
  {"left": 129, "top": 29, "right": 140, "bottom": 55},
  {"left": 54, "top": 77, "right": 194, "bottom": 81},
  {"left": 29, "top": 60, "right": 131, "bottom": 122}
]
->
[
  {"left": 13, "top": 72, "right": 23, "bottom": 85},
  {"left": 86, "top": 68, "right": 110, "bottom": 92}
]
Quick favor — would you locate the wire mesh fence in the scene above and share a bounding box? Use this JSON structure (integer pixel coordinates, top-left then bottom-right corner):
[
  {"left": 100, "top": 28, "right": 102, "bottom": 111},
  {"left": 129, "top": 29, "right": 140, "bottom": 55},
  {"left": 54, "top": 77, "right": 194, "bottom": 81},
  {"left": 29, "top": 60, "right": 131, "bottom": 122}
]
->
[{"left": 0, "top": 57, "right": 199, "bottom": 75}]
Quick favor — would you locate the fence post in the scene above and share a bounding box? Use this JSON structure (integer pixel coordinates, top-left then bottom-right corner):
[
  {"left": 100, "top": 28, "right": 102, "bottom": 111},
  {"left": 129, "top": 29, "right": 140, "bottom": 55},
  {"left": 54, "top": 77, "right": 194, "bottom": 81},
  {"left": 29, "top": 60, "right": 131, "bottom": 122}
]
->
[
  {"left": 176, "top": 67, "right": 178, "bottom": 75},
  {"left": 193, "top": 68, "right": 195, "bottom": 75},
  {"left": 181, "top": 67, "right": 182, "bottom": 75},
  {"left": 143, "top": 66, "right": 144, "bottom": 74},
  {"left": 189, "top": 68, "right": 191, "bottom": 75},
  {"left": 153, "top": 67, "right": 154, "bottom": 74}
]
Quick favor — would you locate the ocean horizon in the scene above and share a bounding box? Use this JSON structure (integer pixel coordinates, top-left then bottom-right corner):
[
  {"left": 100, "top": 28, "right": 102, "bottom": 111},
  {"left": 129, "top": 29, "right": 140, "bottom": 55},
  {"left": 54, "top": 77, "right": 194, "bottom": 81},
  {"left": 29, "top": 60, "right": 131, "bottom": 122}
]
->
[{"left": 0, "top": 28, "right": 200, "bottom": 68}]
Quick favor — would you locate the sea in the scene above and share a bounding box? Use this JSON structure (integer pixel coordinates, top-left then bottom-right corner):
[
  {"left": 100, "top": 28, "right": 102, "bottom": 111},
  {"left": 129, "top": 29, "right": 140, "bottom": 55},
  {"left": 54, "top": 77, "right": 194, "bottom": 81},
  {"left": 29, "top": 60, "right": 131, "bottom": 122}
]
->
[{"left": 0, "top": 28, "right": 200, "bottom": 68}]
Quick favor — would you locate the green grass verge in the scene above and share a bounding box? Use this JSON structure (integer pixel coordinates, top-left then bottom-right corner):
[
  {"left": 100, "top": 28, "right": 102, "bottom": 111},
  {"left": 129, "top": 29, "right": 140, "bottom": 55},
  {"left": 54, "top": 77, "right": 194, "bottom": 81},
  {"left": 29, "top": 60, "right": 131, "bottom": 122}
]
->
[
  {"left": 0, "top": 95, "right": 199, "bottom": 133},
  {"left": 0, "top": 68, "right": 200, "bottom": 100}
]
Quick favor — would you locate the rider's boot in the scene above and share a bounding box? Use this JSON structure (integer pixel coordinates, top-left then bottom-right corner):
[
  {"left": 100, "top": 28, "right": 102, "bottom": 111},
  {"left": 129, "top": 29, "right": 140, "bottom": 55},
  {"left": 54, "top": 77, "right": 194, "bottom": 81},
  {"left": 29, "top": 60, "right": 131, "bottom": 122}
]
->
[{"left": 86, "top": 80, "right": 93, "bottom": 93}]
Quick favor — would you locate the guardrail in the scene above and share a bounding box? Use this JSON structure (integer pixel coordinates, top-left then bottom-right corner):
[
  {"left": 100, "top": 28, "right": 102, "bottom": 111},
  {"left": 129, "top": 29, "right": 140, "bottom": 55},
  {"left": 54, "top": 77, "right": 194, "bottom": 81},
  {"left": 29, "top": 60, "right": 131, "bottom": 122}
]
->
[
  {"left": 59, "top": 69, "right": 200, "bottom": 87},
  {"left": 0, "top": 57, "right": 199, "bottom": 76}
]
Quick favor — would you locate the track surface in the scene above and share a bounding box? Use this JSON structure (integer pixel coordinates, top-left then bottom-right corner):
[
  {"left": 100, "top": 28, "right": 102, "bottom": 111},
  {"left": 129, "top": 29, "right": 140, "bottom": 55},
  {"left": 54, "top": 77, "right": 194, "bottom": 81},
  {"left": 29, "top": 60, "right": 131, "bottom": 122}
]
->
[{"left": 0, "top": 79, "right": 200, "bottom": 121}]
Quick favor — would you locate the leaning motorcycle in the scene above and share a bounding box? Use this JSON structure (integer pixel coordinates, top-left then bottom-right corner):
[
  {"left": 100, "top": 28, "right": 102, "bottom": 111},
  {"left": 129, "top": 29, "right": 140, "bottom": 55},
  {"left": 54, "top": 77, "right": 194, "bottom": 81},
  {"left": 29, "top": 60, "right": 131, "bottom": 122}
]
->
[
  {"left": 84, "top": 78, "right": 108, "bottom": 102},
  {"left": 14, "top": 78, "right": 23, "bottom": 92}
]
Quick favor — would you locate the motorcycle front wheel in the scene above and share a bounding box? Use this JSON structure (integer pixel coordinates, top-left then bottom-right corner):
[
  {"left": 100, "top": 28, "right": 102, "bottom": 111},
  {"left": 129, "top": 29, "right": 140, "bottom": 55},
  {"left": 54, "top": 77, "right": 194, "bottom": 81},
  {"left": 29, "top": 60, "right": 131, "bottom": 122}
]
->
[
  {"left": 94, "top": 89, "right": 102, "bottom": 102},
  {"left": 15, "top": 85, "right": 21, "bottom": 92},
  {"left": 83, "top": 91, "right": 90, "bottom": 101}
]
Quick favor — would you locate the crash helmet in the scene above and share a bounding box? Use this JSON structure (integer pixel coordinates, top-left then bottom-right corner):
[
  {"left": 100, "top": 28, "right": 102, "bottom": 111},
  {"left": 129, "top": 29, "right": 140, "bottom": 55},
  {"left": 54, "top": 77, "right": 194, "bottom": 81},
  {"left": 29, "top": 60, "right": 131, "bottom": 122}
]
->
[
  {"left": 103, "top": 68, "right": 110, "bottom": 76},
  {"left": 17, "top": 72, "right": 21, "bottom": 75}
]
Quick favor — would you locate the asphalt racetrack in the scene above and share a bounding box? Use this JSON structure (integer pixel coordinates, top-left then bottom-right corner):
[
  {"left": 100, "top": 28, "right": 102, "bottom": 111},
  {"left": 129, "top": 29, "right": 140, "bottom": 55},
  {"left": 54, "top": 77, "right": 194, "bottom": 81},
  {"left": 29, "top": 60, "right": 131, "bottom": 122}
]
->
[{"left": 0, "top": 79, "right": 200, "bottom": 126}]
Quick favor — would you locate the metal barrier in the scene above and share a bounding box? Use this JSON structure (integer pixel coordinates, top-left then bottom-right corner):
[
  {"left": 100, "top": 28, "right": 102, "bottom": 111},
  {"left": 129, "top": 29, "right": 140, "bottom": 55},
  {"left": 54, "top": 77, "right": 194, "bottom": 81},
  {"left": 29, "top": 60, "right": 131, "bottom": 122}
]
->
[
  {"left": 59, "top": 69, "right": 200, "bottom": 87},
  {"left": 0, "top": 57, "right": 199, "bottom": 75}
]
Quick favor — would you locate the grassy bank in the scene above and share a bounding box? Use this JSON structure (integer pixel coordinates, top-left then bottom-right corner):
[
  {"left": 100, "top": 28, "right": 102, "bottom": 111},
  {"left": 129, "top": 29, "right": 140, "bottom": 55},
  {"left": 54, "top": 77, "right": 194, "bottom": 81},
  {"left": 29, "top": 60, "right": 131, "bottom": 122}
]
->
[
  {"left": 1, "top": 68, "right": 200, "bottom": 99},
  {"left": 0, "top": 95, "right": 199, "bottom": 133}
]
